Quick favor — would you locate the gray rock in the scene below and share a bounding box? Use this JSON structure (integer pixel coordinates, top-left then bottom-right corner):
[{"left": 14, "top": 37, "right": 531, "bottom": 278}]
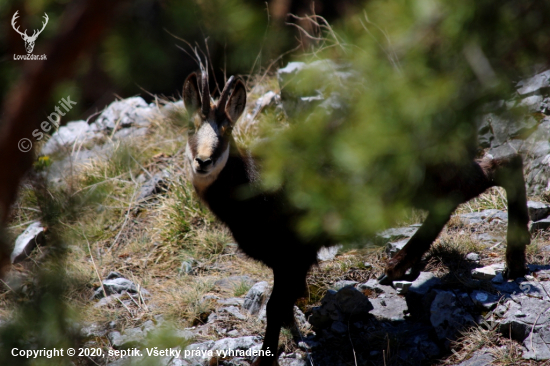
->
[
  {"left": 470, "top": 290, "right": 499, "bottom": 310},
  {"left": 451, "top": 348, "right": 494, "bottom": 366},
  {"left": 528, "top": 201, "right": 550, "bottom": 221},
  {"left": 377, "top": 226, "right": 418, "bottom": 246},
  {"left": 293, "top": 306, "right": 310, "bottom": 330},
  {"left": 280, "top": 357, "right": 308, "bottom": 366},
  {"left": 530, "top": 218, "right": 550, "bottom": 233},
  {"left": 41, "top": 120, "right": 102, "bottom": 156},
  {"left": 81, "top": 323, "right": 108, "bottom": 338},
  {"left": 542, "top": 97, "right": 550, "bottom": 115},
  {"left": 471, "top": 266, "right": 496, "bottom": 280},
  {"left": 218, "top": 297, "right": 245, "bottom": 306},
  {"left": 430, "top": 290, "right": 475, "bottom": 342},
  {"left": 332, "top": 280, "right": 358, "bottom": 291},
  {"left": 517, "top": 95, "right": 545, "bottom": 113},
  {"left": 227, "top": 329, "right": 240, "bottom": 337},
  {"left": 113, "top": 126, "right": 148, "bottom": 141},
  {"left": 488, "top": 139, "right": 526, "bottom": 158},
  {"left": 386, "top": 239, "right": 409, "bottom": 257},
  {"left": 358, "top": 279, "right": 396, "bottom": 295},
  {"left": 370, "top": 294, "right": 408, "bottom": 321},
  {"left": 93, "top": 272, "right": 147, "bottom": 299},
  {"left": 393, "top": 280, "right": 412, "bottom": 294},
  {"left": 137, "top": 171, "right": 170, "bottom": 201},
  {"left": 516, "top": 69, "right": 550, "bottom": 95},
  {"left": 11, "top": 221, "right": 45, "bottom": 263},
  {"left": 523, "top": 326, "right": 550, "bottom": 360},
  {"left": 108, "top": 327, "right": 146, "bottom": 349},
  {"left": 243, "top": 281, "right": 269, "bottom": 316},
  {"left": 474, "top": 232, "right": 502, "bottom": 245},
  {"left": 214, "top": 276, "right": 256, "bottom": 292},
  {"left": 459, "top": 209, "right": 507, "bottom": 225},
  {"left": 185, "top": 336, "right": 261, "bottom": 362},
  {"left": 309, "top": 287, "right": 373, "bottom": 329},
  {"left": 408, "top": 272, "right": 441, "bottom": 296},
  {"left": 495, "top": 296, "right": 550, "bottom": 341},
  {"left": 46, "top": 141, "right": 115, "bottom": 186},
  {"left": 317, "top": 245, "right": 341, "bottom": 261},
  {"left": 161, "top": 100, "right": 185, "bottom": 116},
  {"left": 95, "top": 97, "right": 156, "bottom": 131},
  {"left": 242, "top": 91, "right": 281, "bottom": 124},
  {"left": 220, "top": 306, "right": 247, "bottom": 320},
  {"left": 277, "top": 60, "right": 358, "bottom": 119},
  {"left": 465, "top": 253, "right": 480, "bottom": 262},
  {"left": 179, "top": 261, "right": 193, "bottom": 275}
]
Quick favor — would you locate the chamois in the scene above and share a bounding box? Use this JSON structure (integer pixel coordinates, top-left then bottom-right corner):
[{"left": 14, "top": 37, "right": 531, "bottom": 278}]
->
[{"left": 182, "top": 70, "right": 530, "bottom": 366}]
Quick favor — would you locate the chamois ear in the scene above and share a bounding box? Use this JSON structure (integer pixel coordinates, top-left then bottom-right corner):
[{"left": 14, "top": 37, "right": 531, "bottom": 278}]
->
[
  {"left": 183, "top": 73, "right": 201, "bottom": 115},
  {"left": 225, "top": 79, "right": 247, "bottom": 124}
]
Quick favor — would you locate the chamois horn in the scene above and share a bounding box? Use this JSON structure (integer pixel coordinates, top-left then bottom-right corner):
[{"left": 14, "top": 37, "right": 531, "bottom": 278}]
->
[{"left": 201, "top": 70, "right": 210, "bottom": 118}]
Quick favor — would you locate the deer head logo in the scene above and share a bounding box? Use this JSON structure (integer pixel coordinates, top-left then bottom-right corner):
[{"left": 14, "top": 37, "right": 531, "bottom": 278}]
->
[{"left": 11, "top": 11, "right": 49, "bottom": 54}]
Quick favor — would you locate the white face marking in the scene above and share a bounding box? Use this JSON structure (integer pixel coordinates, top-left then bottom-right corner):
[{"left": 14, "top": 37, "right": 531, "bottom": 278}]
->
[
  {"left": 186, "top": 120, "right": 230, "bottom": 195},
  {"left": 186, "top": 144, "right": 230, "bottom": 194},
  {"left": 195, "top": 121, "right": 219, "bottom": 159}
]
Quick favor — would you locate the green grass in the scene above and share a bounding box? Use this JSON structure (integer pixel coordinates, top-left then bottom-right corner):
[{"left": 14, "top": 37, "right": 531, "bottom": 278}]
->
[{"left": 233, "top": 280, "right": 252, "bottom": 297}]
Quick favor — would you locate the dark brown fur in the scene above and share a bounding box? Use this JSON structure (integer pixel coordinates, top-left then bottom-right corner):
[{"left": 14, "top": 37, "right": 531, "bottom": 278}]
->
[{"left": 182, "top": 72, "right": 530, "bottom": 366}]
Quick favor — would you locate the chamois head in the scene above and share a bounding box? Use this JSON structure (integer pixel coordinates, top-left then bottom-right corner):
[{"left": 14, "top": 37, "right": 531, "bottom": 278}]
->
[{"left": 183, "top": 71, "right": 247, "bottom": 187}]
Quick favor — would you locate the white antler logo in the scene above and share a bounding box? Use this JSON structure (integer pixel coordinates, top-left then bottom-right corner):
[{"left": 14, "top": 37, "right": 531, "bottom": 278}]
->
[{"left": 11, "top": 10, "right": 49, "bottom": 54}]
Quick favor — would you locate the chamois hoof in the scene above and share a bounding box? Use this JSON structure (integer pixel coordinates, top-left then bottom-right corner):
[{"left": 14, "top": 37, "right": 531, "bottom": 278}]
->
[
  {"left": 377, "top": 274, "right": 392, "bottom": 285},
  {"left": 503, "top": 266, "right": 529, "bottom": 280}
]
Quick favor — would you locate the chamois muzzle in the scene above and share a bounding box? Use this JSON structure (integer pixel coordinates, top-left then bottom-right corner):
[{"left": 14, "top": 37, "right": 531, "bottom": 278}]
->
[{"left": 195, "top": 157, "right": 213, "bottom": 172}]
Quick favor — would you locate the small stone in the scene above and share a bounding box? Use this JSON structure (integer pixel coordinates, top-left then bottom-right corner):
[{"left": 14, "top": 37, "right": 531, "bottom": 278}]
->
[
  {"left": 385, "top": 239, "right": 409, "bottom": 258},
  {"left": 220, "top": 306, "right": 246, "bottom": 320},
  {"left": 459, "top": 209, "right": 508, "bottom": 225},
  {"left": 227, "top": 329, "right": 239, "bottom": 337},
  {"left": 430, "top": 290, "right": 475, "bottom": 342},
  {"left": 11, "top": 221, "right": 45, "bottom": 263},
  {"left": 466, "top": 253, "right": 480, "bottom": 261},
  {"left": 470, "top": 290, "right": 499, "bottom": 310},
  {"left": 471, "top": 266, "right": 496, "bottom": 280},
  {"left": 370, "top": 294, "right": 408, "bottom": 322},
  {"left": 243, "top": 281, "right": 270, "bottom": 315},
  {"left": 137, "top": 171, "right": 169, "bottom": 201},
  {"left": 317, "top": 245, "right": 341, "bottom": 261},
  {"left": 363, "top": 262, "right": 372, "bottom": 269},
  {"left": 180, "top": 261, "right": 193, "bottom": 274},
  {"left": 332, "top": 280, "right": 358, "bottom": 291},
  {"left": 527, "top": 201, "right": 550, "bottom": 221},
  {"left": 393, "top": 281, "right": 413, "bottom": 294},
  {"left": 408, "top": 272, "right": 441, "bottom": 295},
  {"left": 516, "top": 69, "right": 550, "bottom": 95},
  {"left": 491, "top": 262, "right": 506, "bottom": 274},
  {"left": 530, "top": 218, "right": 550, "bottom": 233},
  {"left": 378, "top": 227, "right": 418, "bottom": 246}
]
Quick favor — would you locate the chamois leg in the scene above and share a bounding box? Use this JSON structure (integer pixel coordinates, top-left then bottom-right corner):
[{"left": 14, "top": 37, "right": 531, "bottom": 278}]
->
[
  {"left": 489, "top": 155, "right": 530, "bottom": 278},
  {"left": 380, "top": 205, "right": 457, "bottom": 284},
  {"left": 380, "top": 155, "right": 530, "bottom": 284},
  {"left": 252, "top": 264, "right": 311, "bottom": 366}
]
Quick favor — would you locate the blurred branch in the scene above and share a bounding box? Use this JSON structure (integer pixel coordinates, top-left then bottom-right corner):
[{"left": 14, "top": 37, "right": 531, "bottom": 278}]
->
[{"left": 0, "top": 0, "right": 128, "bottom": 275}]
